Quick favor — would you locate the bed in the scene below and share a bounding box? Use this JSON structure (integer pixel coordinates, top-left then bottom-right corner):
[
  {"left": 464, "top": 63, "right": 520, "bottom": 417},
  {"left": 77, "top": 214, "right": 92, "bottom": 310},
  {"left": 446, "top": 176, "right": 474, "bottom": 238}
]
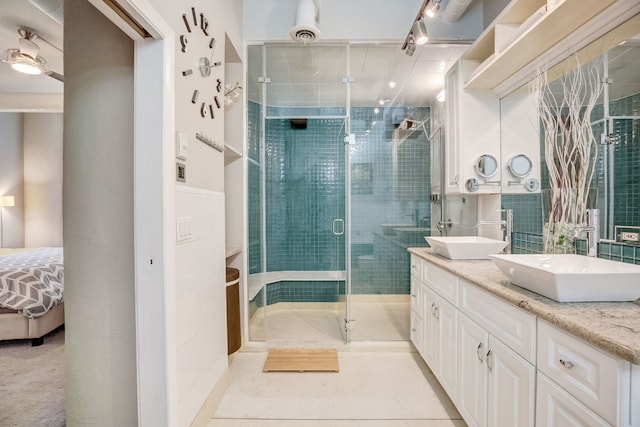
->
[{"left": 0, "top": 247, "right": 64, "bottom": 346}]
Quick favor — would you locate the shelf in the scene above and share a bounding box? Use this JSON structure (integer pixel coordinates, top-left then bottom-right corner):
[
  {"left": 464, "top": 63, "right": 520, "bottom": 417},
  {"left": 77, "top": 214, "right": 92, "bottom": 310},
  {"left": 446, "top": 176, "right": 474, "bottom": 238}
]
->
[
  {"left": 224, "top": 143, "right": 242, "bottom": 159},
  {"left": 463, "top": 0, "right": 616, "bottom": 90},
  {"left": 225, "top": 246, "right": 241, "bottom": 258}
]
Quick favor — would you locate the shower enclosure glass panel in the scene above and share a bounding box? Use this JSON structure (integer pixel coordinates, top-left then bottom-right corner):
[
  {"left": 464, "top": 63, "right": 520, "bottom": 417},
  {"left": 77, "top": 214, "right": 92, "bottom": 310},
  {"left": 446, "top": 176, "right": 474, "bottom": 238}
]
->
[{"left": 247, "top": 45, "right": 349, "bottom": 344}]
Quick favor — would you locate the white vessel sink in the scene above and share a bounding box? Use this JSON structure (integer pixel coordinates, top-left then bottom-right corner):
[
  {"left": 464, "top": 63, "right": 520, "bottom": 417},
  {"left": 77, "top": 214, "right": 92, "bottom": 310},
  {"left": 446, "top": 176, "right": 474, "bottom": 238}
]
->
[
  {"left": 490, "top": 254, "right": 640, "bottom": 302},
  {"left": 425, "top": 236, "right": 508, "bottom": 260}
]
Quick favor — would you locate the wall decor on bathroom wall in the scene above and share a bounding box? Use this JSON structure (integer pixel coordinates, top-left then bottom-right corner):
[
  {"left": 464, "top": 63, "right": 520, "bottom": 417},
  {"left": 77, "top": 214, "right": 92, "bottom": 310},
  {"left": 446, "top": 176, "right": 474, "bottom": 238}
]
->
[{"left": 531, "top": 54, "right": 604, "bottom": 253}]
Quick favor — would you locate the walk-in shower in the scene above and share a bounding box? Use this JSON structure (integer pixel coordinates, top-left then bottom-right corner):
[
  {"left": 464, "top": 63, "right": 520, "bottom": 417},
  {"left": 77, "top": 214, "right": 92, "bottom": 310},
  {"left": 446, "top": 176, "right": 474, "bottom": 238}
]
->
[{"left": 245, "top": 43, "right": 452, "bottom": 345}]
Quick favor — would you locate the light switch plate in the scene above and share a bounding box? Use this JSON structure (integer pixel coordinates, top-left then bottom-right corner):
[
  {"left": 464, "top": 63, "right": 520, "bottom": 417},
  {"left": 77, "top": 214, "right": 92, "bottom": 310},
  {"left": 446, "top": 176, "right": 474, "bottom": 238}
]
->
[{"left": 176, "top": 131, "right": 188, "bottom": 160}]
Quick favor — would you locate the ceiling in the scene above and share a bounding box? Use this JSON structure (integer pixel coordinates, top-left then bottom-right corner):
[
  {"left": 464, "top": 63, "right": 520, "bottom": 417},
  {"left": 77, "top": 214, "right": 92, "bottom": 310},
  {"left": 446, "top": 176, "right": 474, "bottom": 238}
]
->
[
  {"left": 0, "top": 0, "right": 638, "bottom": 108},
  {"left": 247, "top": 43, "right": 470, "bottom": 108},
  {"left": 0, "top": 0, "right": 63, "bottom": 94}
]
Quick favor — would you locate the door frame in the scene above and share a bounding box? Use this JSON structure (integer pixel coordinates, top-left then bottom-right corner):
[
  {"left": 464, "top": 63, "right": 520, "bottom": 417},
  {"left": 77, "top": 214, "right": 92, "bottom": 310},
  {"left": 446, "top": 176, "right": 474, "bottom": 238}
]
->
[{"left": 87, "top": 1, "right": 176, "bottom": 425}]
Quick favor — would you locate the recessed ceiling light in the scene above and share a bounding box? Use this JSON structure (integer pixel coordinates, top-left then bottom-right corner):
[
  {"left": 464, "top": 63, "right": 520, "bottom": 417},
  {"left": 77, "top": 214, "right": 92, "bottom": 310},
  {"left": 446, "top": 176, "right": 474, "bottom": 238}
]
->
[{"left": 388, "top": 81, "right": 396, "bottom": 88}]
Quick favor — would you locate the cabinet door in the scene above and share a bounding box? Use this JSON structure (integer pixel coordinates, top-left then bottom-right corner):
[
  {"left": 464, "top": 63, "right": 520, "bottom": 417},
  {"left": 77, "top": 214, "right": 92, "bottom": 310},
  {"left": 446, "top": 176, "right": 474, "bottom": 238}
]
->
[
  {"left": 458, "top": 313, "right": 489, "bottom": 427},
  {"left": 437, "top": 296, "right": 458, "bottom": 403},
  {"left": 487, "top": 337, "right": 535, "bottom": 427},
  {"left": 536, "top": 373, "right": 609, "bottom": 427},
  {"left": 422, "top": 285, "right": 438, "bottom": 371}
]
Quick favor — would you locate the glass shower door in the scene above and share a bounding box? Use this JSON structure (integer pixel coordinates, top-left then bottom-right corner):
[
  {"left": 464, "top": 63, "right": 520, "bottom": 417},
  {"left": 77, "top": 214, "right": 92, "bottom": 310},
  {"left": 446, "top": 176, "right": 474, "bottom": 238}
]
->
[{"left": 246, "top": 44, "right": 350, "bottom": 345}]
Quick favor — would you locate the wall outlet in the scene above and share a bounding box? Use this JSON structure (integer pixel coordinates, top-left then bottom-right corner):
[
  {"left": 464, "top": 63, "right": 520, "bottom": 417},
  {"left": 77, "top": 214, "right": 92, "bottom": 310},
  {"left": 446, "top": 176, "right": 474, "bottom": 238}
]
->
[{"left": 620, "top": 232, "right": 639, "bottom": 242}]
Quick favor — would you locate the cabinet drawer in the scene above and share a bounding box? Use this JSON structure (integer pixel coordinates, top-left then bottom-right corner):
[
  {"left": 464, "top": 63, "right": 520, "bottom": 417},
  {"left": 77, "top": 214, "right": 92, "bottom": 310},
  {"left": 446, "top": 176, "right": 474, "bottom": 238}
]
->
[
  {"left": 410, "top": 278, "right": 424, "bottom": 316},
  {"left": 422, "top": 261, "right": 458, "bottom": 305},
  {"left": 537, "top": 320, "right": 630, "bottom": 426},
  {"left": 459, "top": 280, "right": 536, "bottom": 363},
  {"left": 410, "top": 255, "right": 422, "bottom": 278},
  {"left": 536, "top": 372, "right": 609, "bottom": 427}
]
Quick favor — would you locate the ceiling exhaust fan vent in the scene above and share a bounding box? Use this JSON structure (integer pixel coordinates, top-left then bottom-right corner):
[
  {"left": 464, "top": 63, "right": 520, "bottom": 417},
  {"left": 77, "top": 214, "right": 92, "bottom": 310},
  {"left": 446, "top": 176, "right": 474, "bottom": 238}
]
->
[{"left": 289, "top": 0, "right": 320, "bottom": 43}]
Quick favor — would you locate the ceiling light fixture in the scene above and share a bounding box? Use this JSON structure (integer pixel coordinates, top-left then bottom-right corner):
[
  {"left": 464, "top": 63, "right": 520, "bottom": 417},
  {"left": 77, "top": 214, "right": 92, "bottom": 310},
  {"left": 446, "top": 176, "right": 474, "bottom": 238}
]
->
[
  {"left": 2, "top": 37, "right": 46, "bottom": 75},
  {"left": 1, "top": 28, "right": 64, "bottom": 81},
  {"left": 388, "top": 81, "right": 396, "bottom": 88},
  {"left": 412, "top": 19, "right": 429, "bottom": 46},
  {"left": 424, "top": 0, "right": 442, "bottom": 18}
]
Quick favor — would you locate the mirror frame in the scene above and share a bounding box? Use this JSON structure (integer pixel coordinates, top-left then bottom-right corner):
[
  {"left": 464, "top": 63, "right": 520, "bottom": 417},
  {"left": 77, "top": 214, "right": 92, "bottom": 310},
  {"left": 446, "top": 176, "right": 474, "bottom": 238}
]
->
[{"left": 508, "top": 154, "right": 533, "bottom": 178}]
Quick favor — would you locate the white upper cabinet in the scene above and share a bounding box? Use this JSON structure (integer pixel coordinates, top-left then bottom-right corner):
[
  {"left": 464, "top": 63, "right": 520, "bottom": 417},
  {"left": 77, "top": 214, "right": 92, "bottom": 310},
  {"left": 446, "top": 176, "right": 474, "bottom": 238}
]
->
[
  {"left": 444, "top": 61, "right": 501, "bottom": 195},
  {"left": 500, "top": 89, "right": 541, "bottom": 194}
]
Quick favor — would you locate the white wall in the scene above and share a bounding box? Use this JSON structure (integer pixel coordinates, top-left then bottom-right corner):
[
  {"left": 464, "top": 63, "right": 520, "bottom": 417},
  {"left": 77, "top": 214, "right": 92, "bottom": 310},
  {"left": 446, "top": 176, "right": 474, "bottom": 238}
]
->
[
  {"left": 64, "top": 0, "right": 138, "bottom": 424},
  {"left": 144, "top": 0, "right": 241, "bottom": 424},
  {"left": 0, "top": 113, "right": 25, "bottom": 248},
  {"left": 23, "top": 113, "right": 63, "bottom": 247}
]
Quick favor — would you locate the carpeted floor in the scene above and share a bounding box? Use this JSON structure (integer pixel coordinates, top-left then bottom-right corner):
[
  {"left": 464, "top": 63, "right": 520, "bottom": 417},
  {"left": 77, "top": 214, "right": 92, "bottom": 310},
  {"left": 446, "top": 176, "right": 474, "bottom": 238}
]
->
[{"left": 0, "top": 327, "right": 65, "bottom": 427}]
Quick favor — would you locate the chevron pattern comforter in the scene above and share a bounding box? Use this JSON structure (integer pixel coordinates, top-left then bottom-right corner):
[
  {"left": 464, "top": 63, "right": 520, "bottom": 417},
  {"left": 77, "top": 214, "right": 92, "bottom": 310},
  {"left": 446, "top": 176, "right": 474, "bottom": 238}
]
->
[{"left": 0, "top": 247, "right": 64, "bottom": 318}]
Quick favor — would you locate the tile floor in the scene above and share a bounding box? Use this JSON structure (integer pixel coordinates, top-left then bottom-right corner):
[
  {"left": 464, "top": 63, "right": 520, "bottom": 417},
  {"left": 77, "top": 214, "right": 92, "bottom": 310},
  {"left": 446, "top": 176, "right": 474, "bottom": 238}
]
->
[
  {"left": 211, "top": 301, "right": 464, "bottom": 427},
  {"left": 209, "top": 351, "right": 464, "bottom": 426}
]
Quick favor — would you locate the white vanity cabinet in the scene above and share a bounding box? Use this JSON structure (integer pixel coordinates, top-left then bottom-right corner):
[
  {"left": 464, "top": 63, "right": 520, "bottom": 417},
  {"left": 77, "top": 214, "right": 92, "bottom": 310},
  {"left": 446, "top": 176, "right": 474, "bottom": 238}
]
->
[
  {"left": 457, "top": 291, "right": 535, "bottom": 427},
  {"left": 536, "top": 320, "right": 632, "bottom": 427},
  {"left": 444, "top": 60, "right": 501, "bottom": 195},
  {"left": 410, "top": 251, "right": 640, "bottom": 427},
  {"left": 424, "top": 287, "right": 458, "bottom": 402},
  {"left": 410, "top": 256, "right": 458, "bottom": 401},
  {"left": 410, "top": 257, "right": 424, "bottom": 357}
]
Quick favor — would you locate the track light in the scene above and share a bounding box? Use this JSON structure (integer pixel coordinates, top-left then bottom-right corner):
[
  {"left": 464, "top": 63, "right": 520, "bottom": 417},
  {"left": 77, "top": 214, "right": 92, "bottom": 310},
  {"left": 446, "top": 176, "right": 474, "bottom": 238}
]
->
[
  {"left": 412, "top": 19, "right": 429, "bottom": 46},
  {"left": 424, "top": 0, "right": 442, "bottom": 18}
]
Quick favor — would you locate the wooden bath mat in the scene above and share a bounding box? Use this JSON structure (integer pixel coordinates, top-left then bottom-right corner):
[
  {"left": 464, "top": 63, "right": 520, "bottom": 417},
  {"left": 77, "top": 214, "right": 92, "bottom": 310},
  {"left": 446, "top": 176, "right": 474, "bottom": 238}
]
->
[{"left": 263, "top": 348, "right": 339, "bottom": 373}]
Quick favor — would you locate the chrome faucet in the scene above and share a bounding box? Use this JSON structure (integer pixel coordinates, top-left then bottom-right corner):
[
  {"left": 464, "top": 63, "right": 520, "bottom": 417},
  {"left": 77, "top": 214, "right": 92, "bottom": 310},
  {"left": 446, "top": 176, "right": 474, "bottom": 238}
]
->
[
  {"left": 575, "top": 209, "right": 599, "bottom": 257},
  {"left": 437, "top": 219, "right": 453, "bottom": 234},
  {"left": 477, "top": 209, "right": 513, "bottom": 254}
]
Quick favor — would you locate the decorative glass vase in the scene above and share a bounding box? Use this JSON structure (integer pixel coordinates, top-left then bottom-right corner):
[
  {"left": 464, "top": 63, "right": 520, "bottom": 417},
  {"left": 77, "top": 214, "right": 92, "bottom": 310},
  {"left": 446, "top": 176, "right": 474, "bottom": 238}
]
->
[{"left": 542, "top": 222, "right": 577, "bottom": 254}]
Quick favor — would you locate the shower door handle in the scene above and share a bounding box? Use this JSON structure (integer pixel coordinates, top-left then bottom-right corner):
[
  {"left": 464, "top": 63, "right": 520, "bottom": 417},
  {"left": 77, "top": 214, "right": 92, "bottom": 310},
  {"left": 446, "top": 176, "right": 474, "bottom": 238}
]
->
[{"left": 332, "top": 219, "right": 345, "bottom": 236}]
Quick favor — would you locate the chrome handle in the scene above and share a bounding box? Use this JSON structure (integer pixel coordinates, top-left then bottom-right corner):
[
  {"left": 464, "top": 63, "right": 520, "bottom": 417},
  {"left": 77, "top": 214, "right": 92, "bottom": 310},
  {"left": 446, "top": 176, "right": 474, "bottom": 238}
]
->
[
  {"left": 486, "top": 349, "right": 493, "bottom": 371},
  {"left": 434, "top": 306, "right": 440, "bottom": 320},
  {"left": 559, "top": 359, "right": 574, "bottom": 369},
  {"left": 477, "top": 342, "right": 484, "bottom": 363},
  {"left": 332, "top": 219, "right": 345, "bottom": 236}
]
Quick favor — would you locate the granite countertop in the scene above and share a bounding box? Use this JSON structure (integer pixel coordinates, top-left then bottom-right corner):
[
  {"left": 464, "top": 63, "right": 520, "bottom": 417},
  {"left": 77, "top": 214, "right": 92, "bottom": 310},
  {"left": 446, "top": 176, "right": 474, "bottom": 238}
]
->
[{"left": 408, "top": 248, "right": 640, "bottom": 365}]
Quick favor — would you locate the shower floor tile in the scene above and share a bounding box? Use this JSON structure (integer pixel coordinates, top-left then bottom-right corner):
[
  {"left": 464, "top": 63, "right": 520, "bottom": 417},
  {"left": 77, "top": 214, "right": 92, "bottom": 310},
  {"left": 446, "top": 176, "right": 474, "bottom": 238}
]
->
[
  {"left": 249, "top": 296, "right": 410, "bottom": 345},
  {"left": 210, "top": 351, "right": 462, "bottom": 425}
]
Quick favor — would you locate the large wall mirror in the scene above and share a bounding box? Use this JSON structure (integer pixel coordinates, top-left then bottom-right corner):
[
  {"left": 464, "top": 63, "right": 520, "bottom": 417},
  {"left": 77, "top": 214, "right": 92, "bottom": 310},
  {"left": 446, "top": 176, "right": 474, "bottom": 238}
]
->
[{"left": 501, "top": 13, "right": 640, "bottom": 254}]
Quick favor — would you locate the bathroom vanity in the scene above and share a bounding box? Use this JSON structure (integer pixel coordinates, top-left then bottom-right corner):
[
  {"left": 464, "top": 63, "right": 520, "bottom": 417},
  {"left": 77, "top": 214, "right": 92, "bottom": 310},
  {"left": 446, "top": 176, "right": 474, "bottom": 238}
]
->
[{"left": 408, "top": 248, "right": 640, "bottom": 427}]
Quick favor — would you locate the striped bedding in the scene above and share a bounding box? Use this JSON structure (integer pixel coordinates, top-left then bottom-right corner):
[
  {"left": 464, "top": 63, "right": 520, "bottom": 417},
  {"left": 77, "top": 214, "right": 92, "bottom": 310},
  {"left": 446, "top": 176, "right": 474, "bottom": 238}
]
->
[{"left": 0, "top": 247, "right": 64, "bottom": 318}]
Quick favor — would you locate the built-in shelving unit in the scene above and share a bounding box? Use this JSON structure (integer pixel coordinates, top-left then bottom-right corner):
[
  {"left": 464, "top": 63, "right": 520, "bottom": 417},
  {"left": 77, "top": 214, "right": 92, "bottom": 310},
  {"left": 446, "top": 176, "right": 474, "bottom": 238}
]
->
[{"left": 462, "top": 0, "right": 616, "bottom": 91}]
